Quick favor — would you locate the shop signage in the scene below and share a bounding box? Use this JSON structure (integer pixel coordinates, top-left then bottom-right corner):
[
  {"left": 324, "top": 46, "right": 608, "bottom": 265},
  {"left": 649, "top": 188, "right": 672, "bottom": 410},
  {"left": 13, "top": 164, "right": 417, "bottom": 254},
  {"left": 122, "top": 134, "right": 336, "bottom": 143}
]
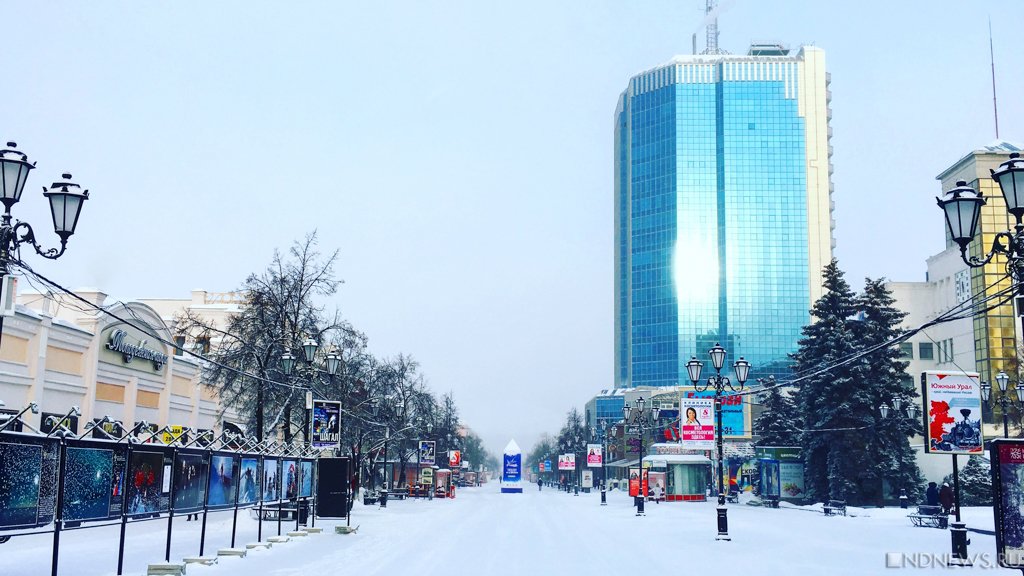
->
[
  {"left": 105, "top": 328, "right": 169, "bottom": 370},
  {"left": 922, "top": 371, "right": 983, "bottom": 454}
]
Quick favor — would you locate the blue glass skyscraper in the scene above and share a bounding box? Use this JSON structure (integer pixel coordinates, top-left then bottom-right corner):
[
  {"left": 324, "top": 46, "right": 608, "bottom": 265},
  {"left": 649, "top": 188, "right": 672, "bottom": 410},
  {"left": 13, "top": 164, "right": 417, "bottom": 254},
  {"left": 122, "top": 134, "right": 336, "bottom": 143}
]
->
[{"left": 614, "top": 45, "right": 834, "bottom": 388}]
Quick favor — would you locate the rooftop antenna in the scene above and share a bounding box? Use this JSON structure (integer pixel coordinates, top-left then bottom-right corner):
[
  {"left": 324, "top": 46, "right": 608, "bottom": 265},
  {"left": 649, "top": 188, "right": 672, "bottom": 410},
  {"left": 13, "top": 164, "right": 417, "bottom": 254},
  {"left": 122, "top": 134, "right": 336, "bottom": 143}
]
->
[
  {"left": 701, "top": 0, "right": 727, "bottom": 55},
  {"left": 989, "top": 17, "right": 1000, "bottom": 139}
]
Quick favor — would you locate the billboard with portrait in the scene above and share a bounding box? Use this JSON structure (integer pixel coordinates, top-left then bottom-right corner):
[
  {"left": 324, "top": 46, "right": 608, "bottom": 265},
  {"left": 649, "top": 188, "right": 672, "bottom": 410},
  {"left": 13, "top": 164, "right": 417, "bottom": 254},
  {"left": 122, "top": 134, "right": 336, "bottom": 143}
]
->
[
  {"left": 126, "top": 450, "right": 166, "bottom": 516},
  {"left": 680, "top": 397, "right": 715, "bottom": 450},
  {"left": 586, "top": 444, "right": 602, "bottom": 468},
  {"left": 282, "top": 460, "right": 298, "bottom": 500},
  {"left": 238, "top": 457, "right": 260, "bottom": 505},
  {"left": 263, "top": 458, "right": 279, "bottom": 502},
  {"left": 557, "top": 454, "right": 575, "bottom": 471},
  {"left": 922, "top": 371, "right": 984, "bottom": 455},
  {"left": 173, "top": 452, "right": 208, "bottom": 512},
  {"left": 311, "top": 401, "right": 341, "bottom": 449},
  {"left": 299, "top": 460, "right": 313, "bottom": 498},
  {"left": 207, "top": 454, "right": 236, "bottom": 508}
]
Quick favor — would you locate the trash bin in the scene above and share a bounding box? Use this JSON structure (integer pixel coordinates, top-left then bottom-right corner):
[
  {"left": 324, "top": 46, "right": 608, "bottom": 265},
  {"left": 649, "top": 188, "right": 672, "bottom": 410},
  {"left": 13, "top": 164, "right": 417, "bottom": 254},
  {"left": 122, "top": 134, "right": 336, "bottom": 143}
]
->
[{"left": 298, "top": 501, "right": 309, "bottom": 525}]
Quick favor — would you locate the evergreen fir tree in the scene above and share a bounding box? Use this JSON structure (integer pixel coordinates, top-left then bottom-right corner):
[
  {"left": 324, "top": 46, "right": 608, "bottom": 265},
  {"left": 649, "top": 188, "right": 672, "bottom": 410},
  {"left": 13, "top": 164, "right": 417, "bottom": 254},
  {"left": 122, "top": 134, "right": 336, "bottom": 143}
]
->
[
  {"left": 857, "top": 278, "right": 925, "bottom": 503},
  {"left": 754, "top": 377, "right": 802, "bottom": 447},
  {"left": 943, "top": 456, "right": 993, "bottom": 506},
  {"left": 793, "top": 259, "right": 869, "bottom": 503}
]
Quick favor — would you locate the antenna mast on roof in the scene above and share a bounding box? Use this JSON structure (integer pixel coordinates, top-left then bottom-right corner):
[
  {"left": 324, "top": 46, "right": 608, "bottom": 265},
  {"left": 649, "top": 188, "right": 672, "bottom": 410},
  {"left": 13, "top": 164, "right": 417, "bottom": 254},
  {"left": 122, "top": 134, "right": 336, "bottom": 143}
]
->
[
  {"left": 701, "top": 0, "right": 727, "bottom": 55},
  {"left": 989, "top": 17, "right": 1000, "bottom": 139}
]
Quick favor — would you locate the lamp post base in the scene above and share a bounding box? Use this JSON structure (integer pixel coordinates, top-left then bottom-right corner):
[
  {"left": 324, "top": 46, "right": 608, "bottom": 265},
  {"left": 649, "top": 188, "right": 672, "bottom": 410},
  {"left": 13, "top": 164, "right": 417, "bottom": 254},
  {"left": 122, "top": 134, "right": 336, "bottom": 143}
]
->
[
  {"left": 600, "top": 489, "right": 607, "bottom": 506},
  {"left": 716, "top": 505, "right": 730, "bottom": 541},
  {"left": 636, "top": 496, "right": 645, "bottom": 516},
  {"left": 949, "top": 522, "right": 971, "bottom": 565}
]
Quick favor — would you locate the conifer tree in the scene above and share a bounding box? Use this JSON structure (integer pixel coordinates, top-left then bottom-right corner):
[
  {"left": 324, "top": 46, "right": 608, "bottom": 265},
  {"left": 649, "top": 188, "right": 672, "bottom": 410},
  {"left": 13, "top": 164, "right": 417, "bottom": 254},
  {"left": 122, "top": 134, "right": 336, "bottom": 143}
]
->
[
  {"left": 943, "top": 456, "right": 993, "bottom": 506},
  {"left": 754, "top": 377, "right": 802, "bottom": 447}
]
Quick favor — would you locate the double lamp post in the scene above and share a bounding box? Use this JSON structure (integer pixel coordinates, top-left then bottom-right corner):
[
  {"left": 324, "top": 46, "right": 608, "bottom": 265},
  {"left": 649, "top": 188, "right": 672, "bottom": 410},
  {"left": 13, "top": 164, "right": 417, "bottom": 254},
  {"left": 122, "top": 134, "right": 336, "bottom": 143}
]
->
[{"left": 623, "top": 396, "right": 659, "bottom": 516}]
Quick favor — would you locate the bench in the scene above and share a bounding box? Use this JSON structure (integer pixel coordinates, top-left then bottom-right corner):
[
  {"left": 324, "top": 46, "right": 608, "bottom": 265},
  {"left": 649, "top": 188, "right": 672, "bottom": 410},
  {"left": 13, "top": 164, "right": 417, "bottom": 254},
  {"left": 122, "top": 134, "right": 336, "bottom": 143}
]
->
[
  {"left": 763, "top": 495, "right": 780, "bottom": 508},
  {"left": 726, "top": 492, "right": 739, "bottom": 504},
  {"left": 909, "top": 505, "right": 948, "bottom": 528},
  {"left": 387, "top": 490, "right": 407, "bottom": 500},
  {"left": 823, "top": 500, "right": 847, "bottom": 516}
]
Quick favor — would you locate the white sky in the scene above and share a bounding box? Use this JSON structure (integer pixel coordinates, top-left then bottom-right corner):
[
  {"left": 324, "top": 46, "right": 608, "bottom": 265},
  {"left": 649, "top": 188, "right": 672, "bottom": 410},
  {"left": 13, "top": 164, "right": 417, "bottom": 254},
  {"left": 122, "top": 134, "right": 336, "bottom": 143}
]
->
[{"left": 4, "top": 1, "right": 1022, "bottom": 457}]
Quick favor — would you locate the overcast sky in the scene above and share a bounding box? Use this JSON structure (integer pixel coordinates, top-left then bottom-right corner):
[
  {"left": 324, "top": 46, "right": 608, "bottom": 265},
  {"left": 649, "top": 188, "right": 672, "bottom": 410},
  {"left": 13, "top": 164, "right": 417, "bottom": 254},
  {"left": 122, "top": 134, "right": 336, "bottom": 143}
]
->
[{"left": 4, "top": 1, "right": 1022, "bottom": 457}]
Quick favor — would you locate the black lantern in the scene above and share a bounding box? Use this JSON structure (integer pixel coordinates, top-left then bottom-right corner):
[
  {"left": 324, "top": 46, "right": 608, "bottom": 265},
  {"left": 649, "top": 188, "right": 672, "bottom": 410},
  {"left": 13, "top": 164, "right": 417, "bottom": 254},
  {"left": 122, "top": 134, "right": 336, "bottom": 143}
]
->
[
  {"left": 992, "top": 152, "right": 1024, "bottom": 225},
  {"left": 937, "top": 180, "right": 986, "bottom": 251},
  {"left": 733, "top": 356, "right": 750, "bottom": 384},
  {"left": 43, "top": 173, "right": 89, "bottom": 242},
  {"left": 686, "top": 356, "right": 704, "bottom": 384},
  {"left": 326, "top": 350, "right": 341, "bottom": 376},
  {"left": 280, "top": 351, "right": 295, "bottom": 376},
  {"left": 302, "top": 338, "right": 318, "bottom": 363},
  {"left": 0, "top": 143, "right": 34, "bottom": 211},
  {"left": 709, "top": 343, "right": 727, "bottom": 371}
]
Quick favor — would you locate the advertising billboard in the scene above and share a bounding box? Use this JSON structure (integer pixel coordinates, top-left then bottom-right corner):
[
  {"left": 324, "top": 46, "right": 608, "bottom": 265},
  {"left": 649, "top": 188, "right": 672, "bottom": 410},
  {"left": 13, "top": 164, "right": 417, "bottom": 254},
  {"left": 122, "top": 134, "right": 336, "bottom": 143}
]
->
[
  {"left": 557, "top": 454, "right": 576, "bottom": 471},
  {"left": 419, "top": 441, "right": 436, "bottom": 466},
  {"left": 922, "top": 371, "right": 984, "bottom": 454},
  {"left": 680, "top": 397, "right": 715, "bottom": 450},
  {"left": 207, "top": 454, "right": 236, "bottom": 508},
  {"left": 311, "top": 401, "right": 341, "bottom": 450},
  {"left": 586, "top": 444, "right": 602, "bottom": 467},
  {"left": 991, "top": 439, "right": 1024, "bottom": 569},
  {"left": 448, "top": 450, "right": 461, "bottom": 468},
  {"left": 681, "top": 388, "right": 748, "bottom": 438}
]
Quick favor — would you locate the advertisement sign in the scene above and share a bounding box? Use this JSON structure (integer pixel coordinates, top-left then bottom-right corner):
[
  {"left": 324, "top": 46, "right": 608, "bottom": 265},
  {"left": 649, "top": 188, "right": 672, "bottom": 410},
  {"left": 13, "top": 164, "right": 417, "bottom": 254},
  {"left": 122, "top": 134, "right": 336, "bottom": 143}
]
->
[
  {"left": 681, "top": 388, "right": 748, "bottom": 438},
  {"left": 538, "top": 461, "right": 545, "bottom": 472},
  {"left": 759, "top": 459, "right": 781, "bottom": 498},
  {"left": 448, "top": 450, "right": 462, "bottom": 468},
  {"left": 586, "top": 444, "right": 603, "bottom": 467},
  {"left": 315, "top": 457, "right": 351, "bottom": 519},
  {"left": 544, "top": 460, "right": 552, "bottom": 472},
  {"left": 161, "top": 425, "right": 186, "bottom": 445},
  {"left": 311, "top": 400, "right": 341, "bottom": 450},
  {"left": 779, "top": 462, "right": 805, "bottom": 499},
  {"left": 503, "top": 453, "right": 521, "bottom": 482},
  {"left": 922, "top": 371, "right": 984, "bottom": 454},
  {"left": 557, "top": 454, "right": 576, "bottom": 471},
  {"left": 207, "top": 454, "right": 236, "bottom": 508},
  {"left": 419, "top": 440, "right": 436, "bottom": 466},
  {"left": 680, "top": 397, "right": 715, "bottom": 450},
  {"left": 238, "top": 457, "right": 259, "bottom": 505},
  {"left": 581, "top": 470, "right": 593, "bottom": 489},
  {"left": 991, "top": 439, "right": 1024, "bottom": 569},
  {"left": 628, "top": 467, "right": 648, "bottom": 498},
  {"left": 421, "top": 467, "right": 434, "bottom": 483}
]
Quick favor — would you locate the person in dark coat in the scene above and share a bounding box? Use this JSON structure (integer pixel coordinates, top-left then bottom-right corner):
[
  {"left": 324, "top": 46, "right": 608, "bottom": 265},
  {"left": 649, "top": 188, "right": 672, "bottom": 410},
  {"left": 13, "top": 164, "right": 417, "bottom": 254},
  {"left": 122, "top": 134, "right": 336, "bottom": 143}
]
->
[
  {"left": 939, "top": 482, "right": 955, "bottom": 514},
  {"left": 926, "top": 482, "right": 939, "bottom": 506}
]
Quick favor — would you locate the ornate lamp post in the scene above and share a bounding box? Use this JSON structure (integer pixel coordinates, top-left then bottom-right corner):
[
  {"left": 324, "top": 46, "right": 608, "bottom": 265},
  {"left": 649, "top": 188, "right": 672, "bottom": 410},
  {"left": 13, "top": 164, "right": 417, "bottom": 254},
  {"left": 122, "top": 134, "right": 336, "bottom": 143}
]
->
[
  {"left": 623, "top": 397, "right": 660, "bottom": 516},
  {"left": 0, "top": 143, "right": 89, "bottom": 344},
  {"left": 281, "top": 338, "right": 342, "bottom": 445},
  {"left": 592, "top": 420, "right": 610, "bottom": 506},
  {"left": 686, "top": 343, "right": 750, "bottom": 541},
  {"left": 981, "top": 372, "right": 1024, "bottom": 438}
]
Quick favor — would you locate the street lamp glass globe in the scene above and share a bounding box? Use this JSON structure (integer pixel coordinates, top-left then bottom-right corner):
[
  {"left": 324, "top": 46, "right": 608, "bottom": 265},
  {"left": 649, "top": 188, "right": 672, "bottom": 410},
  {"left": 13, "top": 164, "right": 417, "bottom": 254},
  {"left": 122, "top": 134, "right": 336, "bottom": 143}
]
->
[
  {"left": 325, "top": 351, "right": 341, "bottom": 376},
  {"left": 709, "top": 343, "right": 727, "bottom": 371},
  {"left": 637, "top": 396, "right": 646, "bottom": 412},
  {"left": 280, "top": 351, "right": 295, "bottom": 376},
  {"left": 991, "top": 152, "right": 1024, "bottom": 223},
  {"left": 980, "top": 380, "right": 991, "bottom": 402},
  {"left": 302, "top": 338, "right": 319, "bottom": 363},
  {"left": 44, "top": 174, "right": 89, "bottom": 241},
  {"left": 880, "top": 404, "right": 890, "bottom": 419},
  {"left": 622, "top": 405, "right": 631, "bottom": 421},
  {"left": 892, "top": 397, "right": 902, "bottom": 411},
  {"left": 686, "top": 356, "right": 703, "bottom": 384},
  {"left": 651, "top": 406, "right": 660, "bottom": 421},
  {"left": 937, "top": 181, "right": 985, "bottom": 251},
  {"left": 0, "top": 143, "right": 34, "bottom": 210},
  {"left": 997, "top": 371, "right": 1010, "bottom": 392},
  {"left": 1017, "top": 387, "right": 1024, "bottom": 404},
  {"left": 733, "top": 357, "right": 750, "bottom": 384}
]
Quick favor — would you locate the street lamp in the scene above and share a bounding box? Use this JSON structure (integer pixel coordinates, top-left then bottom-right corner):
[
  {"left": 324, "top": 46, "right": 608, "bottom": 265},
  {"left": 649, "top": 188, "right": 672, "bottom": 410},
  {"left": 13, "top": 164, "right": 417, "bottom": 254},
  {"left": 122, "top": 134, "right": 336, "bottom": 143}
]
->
[
  {"left": 281, "top": 339, "right": 342, "bottom": 446},
  {"left": 623, "top": 396, "right": 660, "bottom": 516},
  {"left": 686, "top": 343, "right": 750, "bottom": 541},
  {"left": 593, "top": 420, "right": 609, "bottom": 506},
  {"left": 880, "top": 398, "right": 920, "bottom": 508},
  {"left": 0, "top": 143, "right": 89, "bottom": 343},
  {"left": 981, "top": 372, "right": 1024, "bottom": 438}
]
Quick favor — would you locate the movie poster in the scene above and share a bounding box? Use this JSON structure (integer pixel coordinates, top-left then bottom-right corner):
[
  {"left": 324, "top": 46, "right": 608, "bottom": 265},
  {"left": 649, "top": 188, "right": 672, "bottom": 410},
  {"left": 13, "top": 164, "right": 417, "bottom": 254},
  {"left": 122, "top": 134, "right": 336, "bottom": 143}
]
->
[
  {"left": 311, "top": 401, "right": 341, "bottom": 449},
  {"left": 173, "top": 453, "right": 208, "bottom": 512},
  {"left": 207, "top": 454, "right": 236, "bottom": 508},
  {"left": 0, "top": 442, "right": 42, "bottom": 528},
  {"left": 62, "top": 447, "right": 114, "bottom": 521},
  {"left": 126, "top": 451, "right": 164, "bottom": 515},
  {"left": 993, "top": 439, "right": 1024, "bottom": 569},
  {"left": 263, "top": 459, "right": 279, "bottom": 501},
  {"left": 419, "top": 441, "right": 436, "bottom": 466},
  {"left": 299, "top": 461, "right": 313, "bottom": 498},
  {"left": 282, "top": 460, "right": 298, "bottom": 500},
  {"left": 760, "top": 460, "right": 780, "bottom": 498},
  {"left": 238, "top": 457, "right": 259, "bottom": 505},
  {"left": 922, "top": 371, "right": 984, "bottom": 454}
]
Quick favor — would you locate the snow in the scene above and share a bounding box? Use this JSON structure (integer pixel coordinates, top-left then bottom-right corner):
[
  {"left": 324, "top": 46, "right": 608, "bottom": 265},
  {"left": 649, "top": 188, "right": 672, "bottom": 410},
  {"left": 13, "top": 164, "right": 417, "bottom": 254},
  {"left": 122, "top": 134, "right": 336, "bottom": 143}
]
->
[
  {"left": 502, "top": 439, "right": 520, "bottom": 455},
  {"left": 0, "top": 488, "right": 1017, "bottom": 575}
]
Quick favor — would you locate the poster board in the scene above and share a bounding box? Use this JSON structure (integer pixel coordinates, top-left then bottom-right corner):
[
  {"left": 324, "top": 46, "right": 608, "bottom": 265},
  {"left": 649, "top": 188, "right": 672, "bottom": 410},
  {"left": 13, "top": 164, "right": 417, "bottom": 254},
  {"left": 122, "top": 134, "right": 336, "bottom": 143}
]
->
[
  {"left": 315, "top": 457, "right": 351, "bottom": 518},
  {"left": 311, "top": 401, "right": 341, "bottom": 449},
  {"left": 922, "top": 371, "right": 984, "bottom": 454},
  {"left": 679, "top": 397, "right": 715, "bottom": 450},
  {"left": 586, "top": 444, "right": 602, "bottom": 467},
  {"left": 992, "top": 439, "right": 1024, "bottom": 569},
  {"left": 207, "top": 453, "right": 237, "bottom": 509}
]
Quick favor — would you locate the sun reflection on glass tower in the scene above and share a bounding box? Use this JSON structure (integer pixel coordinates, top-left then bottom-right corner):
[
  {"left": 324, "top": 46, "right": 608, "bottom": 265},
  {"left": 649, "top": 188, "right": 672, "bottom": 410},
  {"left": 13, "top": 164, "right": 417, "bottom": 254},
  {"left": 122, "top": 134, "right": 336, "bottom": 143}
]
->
[{"left": 614, "top": 44, "right": 834, "bottom": 388}]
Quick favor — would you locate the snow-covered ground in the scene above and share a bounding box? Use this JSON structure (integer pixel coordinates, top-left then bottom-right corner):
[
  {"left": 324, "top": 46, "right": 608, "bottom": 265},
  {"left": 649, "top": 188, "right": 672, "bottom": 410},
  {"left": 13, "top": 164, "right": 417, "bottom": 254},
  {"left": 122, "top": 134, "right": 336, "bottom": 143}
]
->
[{"left": 0, "top": 486, "right": 1016, "bottom": 575}]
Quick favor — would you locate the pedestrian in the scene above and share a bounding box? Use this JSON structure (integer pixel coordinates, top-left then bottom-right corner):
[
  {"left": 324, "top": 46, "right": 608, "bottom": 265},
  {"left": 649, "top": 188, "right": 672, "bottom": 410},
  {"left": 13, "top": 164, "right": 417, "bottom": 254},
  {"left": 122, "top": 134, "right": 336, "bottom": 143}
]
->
[
  {"left": 925, "top": 481, "right": 939, "bottom": 506},
  {"left": 537, "top": 477, "right": 542, "bottom": 491},
  {"left": 938, "top": 482, "right": 954, "bottom": 514}
]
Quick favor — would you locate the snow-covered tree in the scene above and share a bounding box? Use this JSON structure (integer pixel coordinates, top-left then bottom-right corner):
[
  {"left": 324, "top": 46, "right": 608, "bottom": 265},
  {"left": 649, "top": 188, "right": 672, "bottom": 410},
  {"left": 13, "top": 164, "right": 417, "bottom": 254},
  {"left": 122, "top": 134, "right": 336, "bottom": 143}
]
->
[
  {"left": 792, "top": 260, "right": 870, "bottom": 504},
  {"left": 943, "top": 456, "right": 992, "bottom": 506},
  {"left": 754, "top": 377, "right": 801, "bottom": 447},
  {"left": 856, "top": 278, "right": 924, "bottom": 503}
]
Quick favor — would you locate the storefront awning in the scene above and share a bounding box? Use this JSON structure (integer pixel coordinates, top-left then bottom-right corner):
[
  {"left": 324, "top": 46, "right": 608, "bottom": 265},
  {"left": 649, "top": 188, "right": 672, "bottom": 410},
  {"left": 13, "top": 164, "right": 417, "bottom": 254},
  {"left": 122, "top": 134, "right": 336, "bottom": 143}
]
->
[
  {"left": 642, "top": 454, "right": 712, "bottom": 465},
  {"left": 606, "top": 458, "right": 639, "bottom": 468}
]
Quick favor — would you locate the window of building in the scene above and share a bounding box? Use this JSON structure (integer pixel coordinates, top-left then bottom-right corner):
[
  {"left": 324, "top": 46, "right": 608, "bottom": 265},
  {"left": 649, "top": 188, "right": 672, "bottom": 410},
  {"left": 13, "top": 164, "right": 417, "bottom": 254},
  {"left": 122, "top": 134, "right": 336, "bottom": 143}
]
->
[
  {"left": 919, "top": 342, "right": 934, "bottom": 360},
  {"left": 173, "top": 334, "right": 186, "bottom": 356},
  {"left": 197, "top": 336, "right": 211, "bottom": 355},
  {"left": 899, "top": 343, "right": 913, "bottom": 359}
]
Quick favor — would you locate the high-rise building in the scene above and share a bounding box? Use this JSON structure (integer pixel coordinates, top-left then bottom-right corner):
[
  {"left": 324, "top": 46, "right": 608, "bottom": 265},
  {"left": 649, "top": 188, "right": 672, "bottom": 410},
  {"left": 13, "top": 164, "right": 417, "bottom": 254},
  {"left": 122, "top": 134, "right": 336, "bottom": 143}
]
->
[{"left": 614, "top": 44, "right": 834, "bottom": 388}]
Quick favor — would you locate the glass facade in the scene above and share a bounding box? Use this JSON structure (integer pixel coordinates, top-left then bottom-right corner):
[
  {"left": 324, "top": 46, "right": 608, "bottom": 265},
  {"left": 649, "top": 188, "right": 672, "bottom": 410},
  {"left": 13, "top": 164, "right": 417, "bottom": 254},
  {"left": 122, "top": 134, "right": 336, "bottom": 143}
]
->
[{"left": 615, "top": 48, "right": 833, "bottom": 388}]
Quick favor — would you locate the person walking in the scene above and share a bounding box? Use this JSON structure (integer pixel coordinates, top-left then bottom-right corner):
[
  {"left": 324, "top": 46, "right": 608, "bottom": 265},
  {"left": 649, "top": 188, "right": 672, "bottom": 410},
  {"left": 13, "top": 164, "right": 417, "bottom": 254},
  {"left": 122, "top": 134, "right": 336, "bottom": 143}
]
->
[
  {"left": 938, "top": 482, "right": 954, "bottom": 515},
  {"left": 537, "top": 477, "right": 542, "bottom": 491},
  {"left": 925, "top": 481, "right": 939, "bottom": 507}
]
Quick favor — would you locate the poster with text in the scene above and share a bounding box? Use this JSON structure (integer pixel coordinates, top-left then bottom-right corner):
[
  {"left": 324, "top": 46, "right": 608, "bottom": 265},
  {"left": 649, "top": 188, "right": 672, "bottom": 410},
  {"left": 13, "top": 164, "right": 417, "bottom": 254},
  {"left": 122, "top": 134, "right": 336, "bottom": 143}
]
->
[
  {"left": 126, "top": 451, "right": 165, "bottom": 516},
  {"left": 680, "top": 397, "right": 715, "bottom": 450},
  {"left": 283, "top": 459, "right": 298, "bottom": 499},
  {"left": 173, "top": 452, "right": 208, "bottom": 512},
  {"left": 779, "top": 462, "right": 805, "bottom": 500},
  {"left": 0, "top": 442, "right": 42, "bottom": 528},
  {"left": 628, "top": 467, "right": 648, "bottom": 498},
  {"left": 557, "top": 454, "right": 575, "bottom": 471},
  {"left": 207, "top": 454, "right": 236, "bottom": 508},
  {"left": 922, "top": 371, "right": 984, "bottom": 454},
  {"left": 586, "top": 444, "right": 602, "bottom": 467},
  {"left": 502, "top": 452, "right": 521, "bottom": 482},
  {"left": 581, "top": 470, "right": 593, "bottom": 489},
  {"left": 419, "top": 441, "right": 436, "bottom": 466},
  {"left": 311, "top": 400, "right": 341, "bottom": 449},
  {"left": 299, "top": 461, "right": 313, "bottom": 498},
  {"left": 681, "top": 389, "right": 748, "bottom": 438},
  {"left": 263, "top": 459, "right": 279, "bottom": 501},
  {"left": 760, "top": 460, "right": 780, "bottom": 498},
  {"left": 238, "top": 457, "right": 259, "bottom": 505},
  {"left": 992, "top": 439, "right": 1024, "bottom": 569},
  {"left": 62, "top": 447, "right": 114, "bottom": 521},
  {"left": 448, "top": 450, "right": 461, "bottom": 468}
]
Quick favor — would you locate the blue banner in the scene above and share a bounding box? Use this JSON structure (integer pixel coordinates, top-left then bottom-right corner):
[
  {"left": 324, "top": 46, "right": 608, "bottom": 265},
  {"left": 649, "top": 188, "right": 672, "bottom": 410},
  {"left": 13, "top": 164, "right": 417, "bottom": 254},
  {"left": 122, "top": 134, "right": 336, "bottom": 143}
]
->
[{"left": 503, "top": 453, "right": 521, "bottom": 482}]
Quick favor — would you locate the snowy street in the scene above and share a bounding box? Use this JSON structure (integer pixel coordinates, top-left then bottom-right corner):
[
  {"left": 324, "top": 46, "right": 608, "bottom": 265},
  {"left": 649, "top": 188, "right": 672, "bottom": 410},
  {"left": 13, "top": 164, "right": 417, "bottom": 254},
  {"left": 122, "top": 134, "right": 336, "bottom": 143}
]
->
[{"left": 0, "top": 485, "right": 1017, "bottom": 576}]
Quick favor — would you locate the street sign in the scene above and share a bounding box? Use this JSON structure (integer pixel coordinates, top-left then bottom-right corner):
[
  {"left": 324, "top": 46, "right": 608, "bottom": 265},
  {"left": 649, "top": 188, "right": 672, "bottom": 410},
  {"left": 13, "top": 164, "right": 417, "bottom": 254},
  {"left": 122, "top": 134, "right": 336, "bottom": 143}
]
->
[{"left": 421, "top": 468, "right": 434, "bottom": 482}]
